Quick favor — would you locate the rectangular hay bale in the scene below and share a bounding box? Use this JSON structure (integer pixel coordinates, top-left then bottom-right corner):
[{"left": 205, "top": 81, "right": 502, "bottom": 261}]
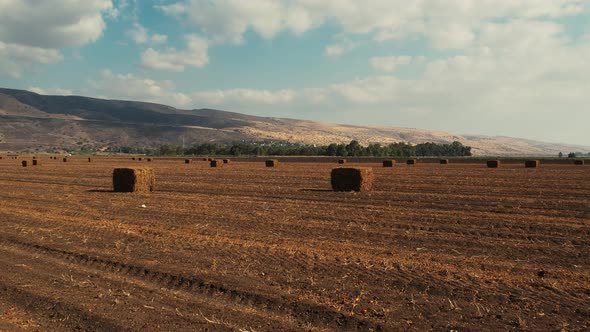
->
[
  {"left": 525, "top": 160, "right": 540, "bottom": 168},
  {"left": 21, "top": 160, "right": 28, "bottom": 167},
  {"left": 32, "top": 159, "right": 40, "bottom": 166},
  {"left": 331, "top": 167, "right": 374, "bottom": 192},
  {"left": 113, "top": 167, "right": 155, "bottom": 193},
  {"left": 382, "top": 160, "right": 395, "bottom": 167},
  {"left": 574, "top": 160, "right": 584, "bottom": 165},
  {"left": 223, "top": 159, "right": 230, "bottom": 164},
  {"left": 338, "top": 159, "right": 347, "bottom": 164},
  {"left": 210, "top": 160, "right": 223, "bottom": 167},
  {"left": 265, "top": 159, "right": 278, "bottom": 167},
  {"left": 487, "top": 160, "right": 500, "bottom": 168},
  {"left": 185, "top": 159, "right": 192, "bottom": 164},
  {"left": 440, "top": 159, "right": 449, "bottom": 165},
  {"left": 406, "top": 159, "right": 417, "bottom": 165}
]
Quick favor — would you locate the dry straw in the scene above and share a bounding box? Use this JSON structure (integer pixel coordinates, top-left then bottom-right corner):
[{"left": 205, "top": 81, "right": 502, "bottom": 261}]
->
[
  {"left": 112, "top": 167, "right": 155, "bottom": 193},
  {"left": 407, "top": 159, "right": 417, "bottom": 165},
  {"left": 210, "top": 160, "right": 223, "bottom": 167},
  {"left": 525, "top": 160, "right": 540, "bottom": 168},
  {"left": 487, "top": 160, "right": 501, "bottom": 168},
  {"left": 382, "top": 160, "right": 395, "bottom": 167},
  {"left": 331, "top": 167, "right": 374, "bottom": 192},
  {"left": 265, "top": 159, "right": 279, "bottom": 167}
]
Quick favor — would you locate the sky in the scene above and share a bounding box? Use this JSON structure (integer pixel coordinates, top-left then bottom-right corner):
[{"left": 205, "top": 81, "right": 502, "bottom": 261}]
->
[{"left": 0, "top": 0, "right": 589, "bottom": 145}]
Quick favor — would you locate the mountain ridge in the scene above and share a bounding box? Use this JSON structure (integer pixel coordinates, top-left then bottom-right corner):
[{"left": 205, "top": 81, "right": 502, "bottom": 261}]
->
[{"left": 0, "top": 88, "right": 588, "bottom": 155}]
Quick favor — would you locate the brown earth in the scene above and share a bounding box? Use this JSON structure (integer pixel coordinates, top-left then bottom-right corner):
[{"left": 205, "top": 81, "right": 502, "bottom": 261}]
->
[{"left": 0, "top": 156, "right": 589, "bottom": 331}]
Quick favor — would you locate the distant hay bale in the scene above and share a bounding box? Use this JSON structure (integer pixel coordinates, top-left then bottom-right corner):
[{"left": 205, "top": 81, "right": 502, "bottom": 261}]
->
[
  {"left": 382, "top": 160, "right": 395, "bottom": 167},
  {"left": 265, "top": 159, "right": 279, "bottom": 167},
  {"left": 147, "top": 158, "right": 152, "bottom": 162},
  {"left": 525, "top": 160, "right": 540, "bottom": 168},
  {"left": 574, "top": 160, "right": 584, "bottom": 165},
  {"left": 63, "top": 158, "right": 68, "bottom": 162},
  {"left": 210, "top": 160, "right": 223, "bottom": 167},
  {"left": 185, "top": 159, "right": 192, "bottom": 164},
  {"left": 21, "top": 160, "right": 28, "bottom": 167},
  {"left": 440, "top": 159, "right": 449, "bottom": 165},
  {"left": 202, "top": 158, "right": 208, "bottom": 161},
  {"left": 207, "top": 158, "right": 213, "bottom": 161},
  {"left": 331, "top": 167, "right": 374, "bottom": 192},
  {"left": 138, "top": 157, "right": 143, "bottom": 161},
  {"left": 112, "top": 167, "right": 155, "bottom": 193},
  {"left": 32, "top": 159, "right": 40, "bottom": 166},
  {"left": 223, "top": 159, "right": 230, "bottom": 164},
  {"left": 487, "top": 160, "right": 500, "bottom": 168},
  {"left": 32, "top": 156, "right": 36, "bottom": 160},
  {"left": 406, "top": 159, "right": 417, "bottom": 165},
  {"left": 338, "top": 159, "right": 347, "bottom": 164},
  {"left": 132, "top": 157, "right": 136, "bottom": 160},
  {"left": 88, "top": 157, "right": 92, "bottom": 162}
]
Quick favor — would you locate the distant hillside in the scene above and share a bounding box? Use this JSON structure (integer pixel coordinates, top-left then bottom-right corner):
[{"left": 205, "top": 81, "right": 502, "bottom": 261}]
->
[{"left": 0, "top": 88, "right": 588, "bottom": 155}]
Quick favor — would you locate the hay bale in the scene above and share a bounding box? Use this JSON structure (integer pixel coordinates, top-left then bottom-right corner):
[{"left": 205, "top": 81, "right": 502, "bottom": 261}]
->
[
  {"left": 32, "top": 159, "right": 40, "bottom": 166},
  {"left": 184, "top": 159, "right": 192, "bottom": 164},
  {"left": 32, "top": 156, "right": 36, "bottom": 160},
  {"left": 63, "top": 158, "right": 68, "bottom": 162},
  {"left": 138, "top": 157, "right": 143, "bottom": 161},
  {"left": 21, "top": 160, "right": 28, "bottom": 167},
  {"left": 382, "top": 160, "right": 395, "bottom": 167},
  {"left": 132, "top": 157, "right": 136, "bottom": 161},
  {"left": 440, "top": 159, "right": 449, "bottom": 165},
  {"left": 265, "top": 159, "right": 278, "bottom": 167},
  {"left": 88, "top": 157, "right": 92, "bottom": 162},
  {"left": 112, "top": 167, "right": 155, "bottom": 193},
  {"left": 202, "top": 158, "right": 208, "bottom": 161},
  {"left": 406, "top": 159, "right": 417, "bottom": 165},
  {"left": 147, "top": 158, "right": 152, "bottom": 162},
  {"left": 525, "top": 160, "right": 540, "bottom": 168},
  {"left": 210, "top": 160, "right": 223, "bottom": 167},
  {"left": 338, "top": 159, "right": 347, "bottom": 164},
  {"left": 331, "top": 168, "right": 374, "bottom": 192},
  {"left": 223, "top": 159, "right": 230, "bottom": 164},
  {"left": 487, "top": 160, "right": 500, "bottom": 168},
  {"left": 574, "top": 160, "right": 584, "bottom": 165},
  {"left": 207, "top": 158, "right": 213, "bottom": 161}
]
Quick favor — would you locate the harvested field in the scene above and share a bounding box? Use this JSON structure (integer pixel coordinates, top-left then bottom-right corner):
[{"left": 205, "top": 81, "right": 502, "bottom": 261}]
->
[{"left": 0, "top": 157, "right": 588, "bottom": 331}]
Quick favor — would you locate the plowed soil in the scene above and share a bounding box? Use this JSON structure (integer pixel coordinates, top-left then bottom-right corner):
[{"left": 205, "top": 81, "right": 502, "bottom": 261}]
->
[{"left": 0, "top": 157, "right": 588, "bottom": 331}]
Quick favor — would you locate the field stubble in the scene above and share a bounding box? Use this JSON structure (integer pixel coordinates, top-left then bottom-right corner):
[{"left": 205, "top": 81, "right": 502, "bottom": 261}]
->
[{"left": 0, "top": 157, "right": 588, "bottom": 331}]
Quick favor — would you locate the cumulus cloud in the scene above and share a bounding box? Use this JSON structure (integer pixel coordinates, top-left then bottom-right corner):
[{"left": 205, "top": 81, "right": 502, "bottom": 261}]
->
[
  {"left": 88, "top": 69, "right": 192, "bottom": 107},
  {"left": 126, "top": 22, "right": 168, "bottom": 44},
  {"left": 0, "top": 0, "right": 113, "bottom": 77},
  {"left": 0, "top": 42, "right": 63, "bottom": 78},
  {"left": 370, "top": 56, "right": 414, "bottom": 72},
  {"left": 157, "top": 0, "right": 584, "bottom": 48},
  {"left": 28, "top": 87, "right": 74, "bottom": 96},
  {"left": 141, "top": 35, "right": 208, "bottom": 71}
]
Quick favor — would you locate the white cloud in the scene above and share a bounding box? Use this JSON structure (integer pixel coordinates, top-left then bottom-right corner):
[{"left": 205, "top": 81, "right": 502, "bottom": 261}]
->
[
  {"left": 157, "top": 0, "right": 585, "bottom": 48},
  {"left": 192, "top": 89, "right": 296, "bottom": 105},
  {"left": 28, "top": 87, "right": 73, "bottom": 96},
  {"left": 0, "top": 0, "right": 113, "bottom": 78},
  {"left": 89, "top": 69, "right": 192, "bottom": 107},
  {"left": 370, "top": 56, "right": 413, "bottom": 72},
  {"left": 141, "top": 35, "right": 208, "bottom": 71},
  {"left": 126, "top": 22, "right": 168, "bottom": 44},
  {"left": 324, "top": 40, "right": 358, "bottom": 57},
  {"left": 0, "top": 41, "right": 63, "bottom": 78}
]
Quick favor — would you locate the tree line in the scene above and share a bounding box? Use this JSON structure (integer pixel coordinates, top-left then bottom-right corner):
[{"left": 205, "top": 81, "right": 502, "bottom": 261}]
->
[{"left": 118, "top": 140, "right": 472, "bottom": 157}]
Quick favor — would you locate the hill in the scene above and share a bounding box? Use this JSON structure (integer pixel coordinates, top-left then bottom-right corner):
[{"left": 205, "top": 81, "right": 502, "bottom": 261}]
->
[{"left": 0, "top": 88, "right": 587, "bottom": 155}]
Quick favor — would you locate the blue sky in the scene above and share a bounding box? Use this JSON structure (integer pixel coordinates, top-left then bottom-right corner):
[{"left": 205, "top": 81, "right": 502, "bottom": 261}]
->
[{"left": 1, "top": 0, "right": 589, "bottom": 145}]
